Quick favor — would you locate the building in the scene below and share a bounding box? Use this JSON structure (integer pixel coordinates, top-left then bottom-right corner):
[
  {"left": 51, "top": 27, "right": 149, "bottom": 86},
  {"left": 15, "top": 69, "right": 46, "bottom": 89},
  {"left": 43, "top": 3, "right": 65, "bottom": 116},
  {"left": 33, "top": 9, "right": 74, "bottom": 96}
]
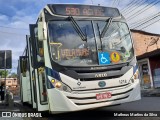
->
[
  {"left": 0, "top": 78, "right": 19, "bottom": 95},
  {"left": 131, "top": 30, "right": 160, "bottom": 89}
]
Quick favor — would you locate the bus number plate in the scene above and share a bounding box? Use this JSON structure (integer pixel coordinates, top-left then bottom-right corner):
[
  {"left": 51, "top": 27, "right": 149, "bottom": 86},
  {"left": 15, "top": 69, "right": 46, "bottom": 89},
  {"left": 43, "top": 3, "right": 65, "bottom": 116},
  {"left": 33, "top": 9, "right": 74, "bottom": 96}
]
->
[{"left": 96, "top": 92, "right": 112, "bottom": 100}]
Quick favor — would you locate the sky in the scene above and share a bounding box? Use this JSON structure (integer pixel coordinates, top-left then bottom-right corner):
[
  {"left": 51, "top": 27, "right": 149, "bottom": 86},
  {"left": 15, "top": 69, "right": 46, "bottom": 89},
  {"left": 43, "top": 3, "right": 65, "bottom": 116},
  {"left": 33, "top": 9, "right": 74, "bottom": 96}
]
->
[{"left": 0, "top": 0, "right": 160, "bottom": 73}]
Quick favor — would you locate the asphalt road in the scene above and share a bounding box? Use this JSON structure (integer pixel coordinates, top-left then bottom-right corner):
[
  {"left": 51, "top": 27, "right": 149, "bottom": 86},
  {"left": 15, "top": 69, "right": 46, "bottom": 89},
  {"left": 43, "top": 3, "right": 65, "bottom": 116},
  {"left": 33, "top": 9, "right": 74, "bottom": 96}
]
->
[
  {"left": 1, "top": 96, "right": 160, "bottom": 120},
  {"left": 42, "top": 97, "right": 160, "bottom": 120},
  {"left": 101, "top": 97, "right": 160, "bottom": 111}
]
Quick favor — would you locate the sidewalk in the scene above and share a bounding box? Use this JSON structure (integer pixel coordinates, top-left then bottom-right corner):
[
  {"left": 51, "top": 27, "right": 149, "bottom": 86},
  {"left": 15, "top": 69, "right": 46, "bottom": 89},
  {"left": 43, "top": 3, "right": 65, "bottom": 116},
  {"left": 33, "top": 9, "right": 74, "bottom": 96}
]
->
[
  {"left": 0, "top": 101, "right": 23, "bottom": 120},
  {"left": 141, "top": 88, "right": 160, "bottom": 97},
  {"left": 0, "top": 101, "right": 20, "bottom": 112}
]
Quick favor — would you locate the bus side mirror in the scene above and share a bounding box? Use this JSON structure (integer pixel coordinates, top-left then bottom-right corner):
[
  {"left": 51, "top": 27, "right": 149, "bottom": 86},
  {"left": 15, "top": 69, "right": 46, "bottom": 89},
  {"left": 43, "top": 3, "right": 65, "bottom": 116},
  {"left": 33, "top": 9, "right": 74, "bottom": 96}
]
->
[
  {"left": 20, "top": 57, "right": 27, "bottom": 77},
  {"left": 38, "top": 22, "right": 46, "bottom": 41}
]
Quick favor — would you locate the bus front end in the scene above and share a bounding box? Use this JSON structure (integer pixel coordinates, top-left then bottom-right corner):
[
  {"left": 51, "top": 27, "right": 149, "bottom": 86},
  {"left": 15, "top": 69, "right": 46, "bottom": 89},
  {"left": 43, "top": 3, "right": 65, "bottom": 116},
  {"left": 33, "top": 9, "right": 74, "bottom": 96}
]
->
[{"left": 38, "top": 4, "right": 141, "bottom": 113}]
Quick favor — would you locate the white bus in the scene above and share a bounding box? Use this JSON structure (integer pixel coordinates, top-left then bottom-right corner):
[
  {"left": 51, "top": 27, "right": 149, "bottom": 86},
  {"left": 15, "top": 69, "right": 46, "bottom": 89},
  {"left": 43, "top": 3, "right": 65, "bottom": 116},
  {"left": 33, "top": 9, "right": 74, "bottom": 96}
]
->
[{"left": 18, "top": 4, "right": 141, "bottom": 113}]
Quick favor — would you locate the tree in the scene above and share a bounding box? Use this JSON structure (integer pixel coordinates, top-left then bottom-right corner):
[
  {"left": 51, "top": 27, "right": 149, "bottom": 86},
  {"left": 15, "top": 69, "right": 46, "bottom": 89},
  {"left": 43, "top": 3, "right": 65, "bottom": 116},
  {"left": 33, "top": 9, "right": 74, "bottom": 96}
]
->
[
  {"left": 0, "top": 70, "right": 9, "bottom": 78},
  {"left": 8, "top": 72, "right": 17, "bottom": 78}
]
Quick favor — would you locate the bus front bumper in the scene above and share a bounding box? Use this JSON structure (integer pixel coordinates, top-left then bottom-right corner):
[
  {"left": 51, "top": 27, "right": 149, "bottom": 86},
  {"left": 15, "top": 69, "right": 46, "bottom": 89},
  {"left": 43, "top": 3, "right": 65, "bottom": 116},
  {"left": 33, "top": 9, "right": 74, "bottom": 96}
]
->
[{"left": 47, "top": 80, "right": 141, "bottom": 113}]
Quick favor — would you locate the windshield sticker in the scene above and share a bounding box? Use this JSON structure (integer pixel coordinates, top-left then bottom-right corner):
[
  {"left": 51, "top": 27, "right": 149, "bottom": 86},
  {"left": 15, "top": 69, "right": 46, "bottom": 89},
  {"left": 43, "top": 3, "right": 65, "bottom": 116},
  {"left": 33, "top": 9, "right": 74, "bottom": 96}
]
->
[
  {"left": 98, "top": 52, "right": 110, "bottom": 65},
  {"left": 124, "top": 51, "right": 130, "bottom": 58},
  {"left": 122, "top": 51, "right": 130, "bottom": 62},
  {"left": 110, "top": 52, "right": 120, "bottom": 63},
  {"left": 60, "top": 48, "right": 89, "bottom": 59}
]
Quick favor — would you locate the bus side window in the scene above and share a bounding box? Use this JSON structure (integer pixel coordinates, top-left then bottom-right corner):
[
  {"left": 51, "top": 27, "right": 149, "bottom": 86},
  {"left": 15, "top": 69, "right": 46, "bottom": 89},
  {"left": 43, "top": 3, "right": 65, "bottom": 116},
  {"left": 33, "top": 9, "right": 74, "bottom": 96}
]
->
[
  {"left": 20, "top": 58, "right": 27, "bottom": 77},
  {"left": 37, "top": 40, "right": 44, "bottom": 63},
  {"left": 38, "top": 41, "right": 44, "bottom": 57}
]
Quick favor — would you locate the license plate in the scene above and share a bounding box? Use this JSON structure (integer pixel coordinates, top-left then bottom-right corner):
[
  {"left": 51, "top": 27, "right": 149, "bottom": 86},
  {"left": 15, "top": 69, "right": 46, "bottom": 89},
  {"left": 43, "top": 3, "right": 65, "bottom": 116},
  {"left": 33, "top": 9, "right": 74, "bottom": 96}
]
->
[{"left": 96, "top": 92, "right": 112, "bottom": 100}]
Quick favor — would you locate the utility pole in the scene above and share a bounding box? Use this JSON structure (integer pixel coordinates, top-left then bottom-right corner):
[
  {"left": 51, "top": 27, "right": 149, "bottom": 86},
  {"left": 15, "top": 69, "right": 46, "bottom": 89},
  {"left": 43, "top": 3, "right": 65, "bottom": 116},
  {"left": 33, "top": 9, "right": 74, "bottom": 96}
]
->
[{"left": 4, "top": 51, "right": 7, "bottom": 101}]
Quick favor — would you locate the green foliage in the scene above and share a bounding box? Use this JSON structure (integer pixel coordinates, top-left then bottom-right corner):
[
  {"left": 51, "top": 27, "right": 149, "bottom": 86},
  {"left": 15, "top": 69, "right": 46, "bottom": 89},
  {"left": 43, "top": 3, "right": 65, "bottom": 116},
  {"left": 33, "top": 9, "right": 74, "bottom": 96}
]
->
[
  {"left": 0, "top": 70, "right": 9, "bottom": 78},
  {"left": 8, "top": 72, "right": 17, "bottom": 78}
]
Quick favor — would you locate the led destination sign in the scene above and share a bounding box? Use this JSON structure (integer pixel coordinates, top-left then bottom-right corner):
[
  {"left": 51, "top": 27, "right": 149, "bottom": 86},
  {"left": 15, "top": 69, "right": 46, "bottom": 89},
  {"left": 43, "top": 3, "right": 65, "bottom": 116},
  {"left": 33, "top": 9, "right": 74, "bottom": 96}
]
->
[
  {"left": 49, "top": 4, "right": 120, "bottom": 17},
  {"left": 66, "top": 7, "right": 104, "bottom": 16}
]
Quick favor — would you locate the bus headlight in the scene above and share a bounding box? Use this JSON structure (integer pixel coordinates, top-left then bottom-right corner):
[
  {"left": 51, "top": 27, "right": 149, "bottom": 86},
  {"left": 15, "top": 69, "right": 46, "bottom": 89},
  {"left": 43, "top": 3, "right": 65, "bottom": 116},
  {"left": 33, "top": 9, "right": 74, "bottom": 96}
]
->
[
  {"left": 130, "top": 70, "right": 139, "bottom": 83},
  {"left": 55, "top": 82, "right": 62, "bottom": 88},
  {"left": 133, "top": 70, "right": 139, "bottom": 79},
  {"left": 51, "top": 79, "right": 72, "bottom": 92},
  {"left": 133, "top": 64, "right": 139, "bottom": 80}
]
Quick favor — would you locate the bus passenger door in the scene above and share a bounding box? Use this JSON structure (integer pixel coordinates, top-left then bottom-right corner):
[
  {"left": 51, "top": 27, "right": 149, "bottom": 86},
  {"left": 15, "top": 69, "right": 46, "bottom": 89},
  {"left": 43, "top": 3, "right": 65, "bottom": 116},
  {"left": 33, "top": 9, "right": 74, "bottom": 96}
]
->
[
  {"left": 37, "top": 66, "right": 48, "bottom": 104},
  {"left": 26, "top": 35, "right": 37, "bottom": 109},
  {"left": 19, "top": 56, "right": 29, "bottom": 103},
  {"left": 29, "top": 24, "right": 48, "bottom": 111},
  {"left": 31, "top": 70, "right": 37, "bottom": 108}
]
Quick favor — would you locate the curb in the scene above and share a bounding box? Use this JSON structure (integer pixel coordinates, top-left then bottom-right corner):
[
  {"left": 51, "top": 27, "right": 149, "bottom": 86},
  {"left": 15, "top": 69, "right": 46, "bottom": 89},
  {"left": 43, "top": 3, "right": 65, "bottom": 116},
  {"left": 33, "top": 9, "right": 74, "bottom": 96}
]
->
[{"left": 141, "top": 89, "right": 160, "bottom": 97}]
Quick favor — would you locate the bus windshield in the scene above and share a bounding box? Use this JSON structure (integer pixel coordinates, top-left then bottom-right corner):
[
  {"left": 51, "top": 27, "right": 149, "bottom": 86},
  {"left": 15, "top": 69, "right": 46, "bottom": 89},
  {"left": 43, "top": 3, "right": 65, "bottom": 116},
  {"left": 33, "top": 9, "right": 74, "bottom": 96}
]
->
[{"left": 48, "top": 20, "right": 134, "bottom": 66}]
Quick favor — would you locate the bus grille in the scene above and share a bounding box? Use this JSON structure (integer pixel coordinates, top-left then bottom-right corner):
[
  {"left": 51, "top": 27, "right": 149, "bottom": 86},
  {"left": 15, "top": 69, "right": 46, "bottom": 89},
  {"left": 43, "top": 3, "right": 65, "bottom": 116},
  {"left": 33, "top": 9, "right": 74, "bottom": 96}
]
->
[
  {"left": 67, "top": 88, "right": 133, "bottom": 106},
  {"left": 62, "top": 63, "right": 131, "bottom": 81}
]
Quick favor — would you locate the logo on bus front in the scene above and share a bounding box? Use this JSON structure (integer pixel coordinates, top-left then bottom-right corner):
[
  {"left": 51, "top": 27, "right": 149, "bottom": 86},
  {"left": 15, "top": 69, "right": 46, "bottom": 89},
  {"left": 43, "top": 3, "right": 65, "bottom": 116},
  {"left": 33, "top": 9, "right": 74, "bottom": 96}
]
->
[
  {"left": 98, "top": 81, "right": 106, "bottom": 87},
  {"left": 95, "top": 73, "right": 107, "bottom": 78}
]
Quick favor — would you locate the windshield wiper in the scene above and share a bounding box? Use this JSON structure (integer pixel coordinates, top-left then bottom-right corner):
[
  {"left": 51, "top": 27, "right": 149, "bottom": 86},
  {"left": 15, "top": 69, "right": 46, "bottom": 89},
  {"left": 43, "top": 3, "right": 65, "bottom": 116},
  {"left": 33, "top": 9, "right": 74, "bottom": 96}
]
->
[
  {"left": 100, "top": 17, "right": 113, "bottom": 38},
  {"left": 97, "top": 23, "right": 103, "bottom": 51},
  {"left": 68, "top": 16, "right": 87, "bottom": 41}
]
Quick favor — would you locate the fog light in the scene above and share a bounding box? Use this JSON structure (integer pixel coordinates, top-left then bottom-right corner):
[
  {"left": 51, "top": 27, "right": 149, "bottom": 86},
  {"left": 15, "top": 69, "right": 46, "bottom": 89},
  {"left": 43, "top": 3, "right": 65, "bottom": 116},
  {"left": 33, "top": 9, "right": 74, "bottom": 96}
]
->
[
  {"left": 63, "top": 86, "right": 67, "bottom": 91},
  {"left": 55, "top": 82, "right": 62, "bottom": 88}
]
